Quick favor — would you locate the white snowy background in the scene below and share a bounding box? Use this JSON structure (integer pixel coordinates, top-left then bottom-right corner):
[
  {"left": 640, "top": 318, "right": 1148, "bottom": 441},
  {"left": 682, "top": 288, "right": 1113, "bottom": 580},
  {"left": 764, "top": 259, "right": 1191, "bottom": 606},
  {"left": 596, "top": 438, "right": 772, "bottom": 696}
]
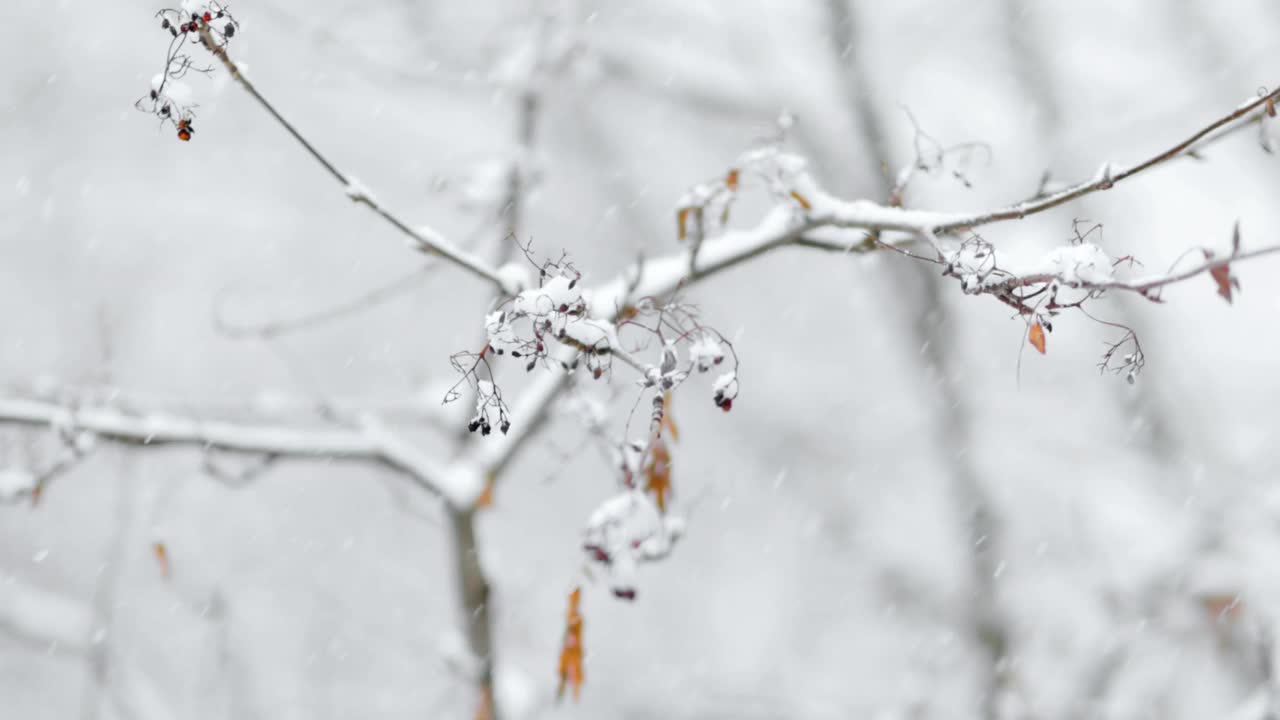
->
[{"left": 3, "top": 0, "right": 1280, "bottom": 718}]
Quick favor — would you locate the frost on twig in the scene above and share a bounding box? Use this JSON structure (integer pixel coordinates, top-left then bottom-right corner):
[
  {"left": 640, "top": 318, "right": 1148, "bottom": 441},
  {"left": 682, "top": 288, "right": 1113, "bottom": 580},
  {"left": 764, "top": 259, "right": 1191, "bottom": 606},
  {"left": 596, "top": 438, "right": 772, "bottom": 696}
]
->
[{"left": 444, "top": 240, "right": 743, "bottom": 436}]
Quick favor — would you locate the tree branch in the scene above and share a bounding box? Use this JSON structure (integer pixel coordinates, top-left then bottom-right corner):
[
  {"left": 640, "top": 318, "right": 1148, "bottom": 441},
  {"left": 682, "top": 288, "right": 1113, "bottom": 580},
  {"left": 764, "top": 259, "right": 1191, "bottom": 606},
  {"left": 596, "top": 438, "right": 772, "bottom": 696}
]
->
[
  {"left": 195, "top": 27, "right": 514, "bottom": 293},
  {"left": 0, "top": 396, "right": 466, "bottom": 503}
]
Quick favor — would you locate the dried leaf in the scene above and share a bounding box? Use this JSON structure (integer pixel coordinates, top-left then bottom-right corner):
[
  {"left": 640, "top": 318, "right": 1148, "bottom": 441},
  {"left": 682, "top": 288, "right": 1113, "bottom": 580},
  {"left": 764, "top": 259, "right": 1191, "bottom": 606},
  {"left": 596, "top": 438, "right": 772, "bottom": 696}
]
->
[
  {"left": 153, "top": 541, "right": 171, "bottom": 579},
  {"left": 1209, "top": 264, "right": 1239, "bottom": 303},
  {"left": 1028, "top": 322, "right": 1046, "bottom": 354},
  {"left": 1201, "top": 592, "right": 1244, "bottom": 623},
  {"left": 30, "top": 482, "right": 43, "bottom": 507},
  {"left": 676, "top": 207, "right": 690, "bottom": 241},
  {"left": 660, "top": 392, "right": 679, "bottom": 442},
  {"left": 644, "top": 436, "right": 673, "bottom": 514},
  {"left": 473, "top": 688, "right": 494, "bottom": 720},
  {"left": 1204, "top": 248, "right": 1241, "bottom": 304},
  {"left": 789, "top": 190, "right": 812, "bottom": 210},
  {"left": 725, "top": 168, "right": 739, "bottom": 191},
  {"left": 557, "top": 587, "right": 585, "bottom": 702},
  {"left": 1268, "top": 96, "right": 1277, "bottom": 118},
  {"left": 475, "top": 473, "right": 496, "bottom": 509}
]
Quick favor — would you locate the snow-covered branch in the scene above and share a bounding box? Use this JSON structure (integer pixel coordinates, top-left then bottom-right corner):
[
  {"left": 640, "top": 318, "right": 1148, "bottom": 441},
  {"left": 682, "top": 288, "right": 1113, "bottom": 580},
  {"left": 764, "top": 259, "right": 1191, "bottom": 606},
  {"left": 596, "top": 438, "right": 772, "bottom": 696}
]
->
[{"left": 0, "top": 396, "right": 474, "bottom": 504}]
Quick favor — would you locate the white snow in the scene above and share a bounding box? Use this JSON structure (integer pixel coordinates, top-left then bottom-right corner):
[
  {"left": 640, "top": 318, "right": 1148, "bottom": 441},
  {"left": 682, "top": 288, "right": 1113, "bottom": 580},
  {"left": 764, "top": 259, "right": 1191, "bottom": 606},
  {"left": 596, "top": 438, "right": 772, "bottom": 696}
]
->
[
  {"left": 0, "top": 467, "right": 36, "bottom": 501},
  {"left": 689, "top": 333, "right": 725, "bottom": 371},
  {"left": 343, "top": 176, "right": 376, "bottom": 205},
  {"left": 1033, "top": 243, "right": 1115, "bottom": 285}
]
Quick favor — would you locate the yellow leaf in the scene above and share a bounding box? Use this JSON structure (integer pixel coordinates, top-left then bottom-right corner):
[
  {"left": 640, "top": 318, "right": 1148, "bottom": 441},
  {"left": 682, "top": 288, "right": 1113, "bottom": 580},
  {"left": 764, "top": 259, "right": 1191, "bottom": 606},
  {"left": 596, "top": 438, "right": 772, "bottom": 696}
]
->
[{"left": 789, "top": 190, "right": 812, "bottom": 210}]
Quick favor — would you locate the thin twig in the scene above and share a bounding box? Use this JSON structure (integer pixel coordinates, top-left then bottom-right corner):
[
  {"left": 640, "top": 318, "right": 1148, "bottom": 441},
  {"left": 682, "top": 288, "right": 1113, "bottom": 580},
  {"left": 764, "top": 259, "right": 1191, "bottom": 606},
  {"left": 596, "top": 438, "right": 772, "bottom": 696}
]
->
[{"left": 195, "top": 26, "right": 511, "bottom": 292}]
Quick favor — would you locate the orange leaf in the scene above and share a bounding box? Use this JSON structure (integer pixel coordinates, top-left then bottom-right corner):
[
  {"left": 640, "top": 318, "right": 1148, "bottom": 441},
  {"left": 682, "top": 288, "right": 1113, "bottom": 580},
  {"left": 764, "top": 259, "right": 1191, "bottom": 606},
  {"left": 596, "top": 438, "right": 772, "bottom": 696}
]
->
[
  {"left": 789, "top": 190, "right": 812, "bottom": 210},
  {"left": 725, "top": 168, "right": 739, "bottom": 191},
  {"left": 30, "top": 482, "right": 43, "bottom": 507},
  {"left": 660, "top": 391, "right": 679, "bottom": 443},
  {"left": 473, "top": 688, "right": 494, "bottom": 720},
  {"left": 153, "top": 542, "right": 171, "bottom": 579},
  {"left": 475, "top": 473, "right": 496, "bottom": 509},
  {"left": 557, "top": 587, "right": 585, "bottom": 701},
  {"left": 1028, "top": 322, "right": 1046, "bottom": 354},
  {"left": 676, "top": 207, "right": 690, "bottom": 241},
  {"left": 644, "top": 436, "right": 673, "bottom": 514}
]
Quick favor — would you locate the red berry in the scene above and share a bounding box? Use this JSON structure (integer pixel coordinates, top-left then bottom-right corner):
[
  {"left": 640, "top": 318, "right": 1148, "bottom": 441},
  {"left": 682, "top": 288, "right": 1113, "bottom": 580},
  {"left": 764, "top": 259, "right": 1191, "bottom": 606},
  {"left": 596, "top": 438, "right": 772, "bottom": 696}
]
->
[
  {"left": 720, "top": 398, "right": 733, "bottom": 412},
  {"left": 203, "top": 12, "right": 212, "bottom": 22}
]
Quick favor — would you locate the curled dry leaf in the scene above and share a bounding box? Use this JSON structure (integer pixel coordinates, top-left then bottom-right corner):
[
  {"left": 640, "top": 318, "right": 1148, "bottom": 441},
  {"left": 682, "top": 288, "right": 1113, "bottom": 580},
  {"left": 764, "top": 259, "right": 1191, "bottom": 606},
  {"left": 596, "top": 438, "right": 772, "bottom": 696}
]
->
[
  {"left": 789, "top": 190, "right": 812, "bottom": 210},
  {"left": 1028, "top": 321, "right": 1047, "bottom": 354},
  {"left": 557, "top": 587, "right": 585, "bottom": 701},
  {"left": 676, "top": 207, "right": 690, "bottom": 241}
]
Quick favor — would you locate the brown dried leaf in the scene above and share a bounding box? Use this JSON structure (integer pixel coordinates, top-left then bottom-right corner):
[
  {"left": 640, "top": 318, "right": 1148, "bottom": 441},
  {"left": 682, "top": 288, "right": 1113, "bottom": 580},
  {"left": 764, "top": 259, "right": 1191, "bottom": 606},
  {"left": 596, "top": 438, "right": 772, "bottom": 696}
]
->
[
  {"left": 557, "top": 587, "right": 585, "bottom": 702},
  {"left": 660, "top": 391, "right": 679, "bottom": 443},
  {"left": 1028, "top": 322, "right": 1046, "bottom": 354},
  {"left": 1202, "top": 593, "right": 1244, "bottom": 623},
  {"left": 725, "top": 168, "right": 739, "bottom": 191},
  {"left": 789, "top": 190, "right": 812, "bottom": 210},
  {"left": 645, "top": 436, "right": 673, "bottom": 514},
  {"left": 676, "top": 207, "right": 690, "bottom": 241},
  {"left": 475, "top": 473, "right": 496, "bottom": 509},
  {"left": 473, "top": 688, "right": 494, "bottom": 720},
  {"left": 1204, "top": 248, "right": 1241, "bottom": 304},
  {"left": 153, "top": 541, "right": 171, "bottom": 579}
]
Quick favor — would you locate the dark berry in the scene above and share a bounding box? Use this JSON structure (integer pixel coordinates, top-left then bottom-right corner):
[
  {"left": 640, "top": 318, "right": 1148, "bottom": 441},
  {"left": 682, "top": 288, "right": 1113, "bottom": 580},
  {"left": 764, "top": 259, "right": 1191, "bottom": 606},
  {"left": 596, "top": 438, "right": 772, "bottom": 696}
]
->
[
  {"left": 468, "top": 420, "right": 480, "bottom": 433},
  {"left": 161, "top": 18, "right": 170, "bottom": 29},
  {"left": 499, "top": 420, "right": 510, "bottom": 435},
  {"left": 593, "top": 367, "right": 603, "bottom": 380},
  {"left": 612, "top": 588, "right": 637, "bottom": 601},
  {"left": 224, "top": 23, "right": 235, "bottom": 37}
]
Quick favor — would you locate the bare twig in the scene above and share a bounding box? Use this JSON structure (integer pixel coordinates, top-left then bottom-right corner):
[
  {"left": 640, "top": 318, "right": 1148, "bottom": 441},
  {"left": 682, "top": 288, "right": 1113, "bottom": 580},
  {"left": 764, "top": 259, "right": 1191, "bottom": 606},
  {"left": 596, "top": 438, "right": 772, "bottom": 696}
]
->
[
  {"left": 0, "top": 396, "right": 458, "bottom": 501},
  {"left": 194, "top": 26, "right": 512, "bottom": 292}
]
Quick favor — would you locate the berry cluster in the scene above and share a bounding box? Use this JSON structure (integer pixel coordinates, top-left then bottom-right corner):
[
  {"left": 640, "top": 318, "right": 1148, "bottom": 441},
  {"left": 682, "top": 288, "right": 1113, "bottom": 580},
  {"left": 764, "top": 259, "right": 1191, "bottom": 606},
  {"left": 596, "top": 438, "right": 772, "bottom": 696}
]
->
[{"left": 135, "top": 3, "right": 239, "bottom": 141}]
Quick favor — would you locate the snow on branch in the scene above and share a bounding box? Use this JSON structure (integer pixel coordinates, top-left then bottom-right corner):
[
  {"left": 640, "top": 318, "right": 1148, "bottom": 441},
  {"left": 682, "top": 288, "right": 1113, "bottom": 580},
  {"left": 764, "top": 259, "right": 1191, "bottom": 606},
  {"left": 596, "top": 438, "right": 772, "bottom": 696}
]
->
[{"left": 0, "top": 396, "right": 478, "bottom": 504}]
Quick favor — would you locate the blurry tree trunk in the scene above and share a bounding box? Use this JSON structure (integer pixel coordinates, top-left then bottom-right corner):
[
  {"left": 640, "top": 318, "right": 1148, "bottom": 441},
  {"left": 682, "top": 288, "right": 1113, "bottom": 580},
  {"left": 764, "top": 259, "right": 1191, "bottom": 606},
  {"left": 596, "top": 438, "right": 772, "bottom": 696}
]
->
[{"left": 826, "top": 3, "right": 1011, "bottom": 717}]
